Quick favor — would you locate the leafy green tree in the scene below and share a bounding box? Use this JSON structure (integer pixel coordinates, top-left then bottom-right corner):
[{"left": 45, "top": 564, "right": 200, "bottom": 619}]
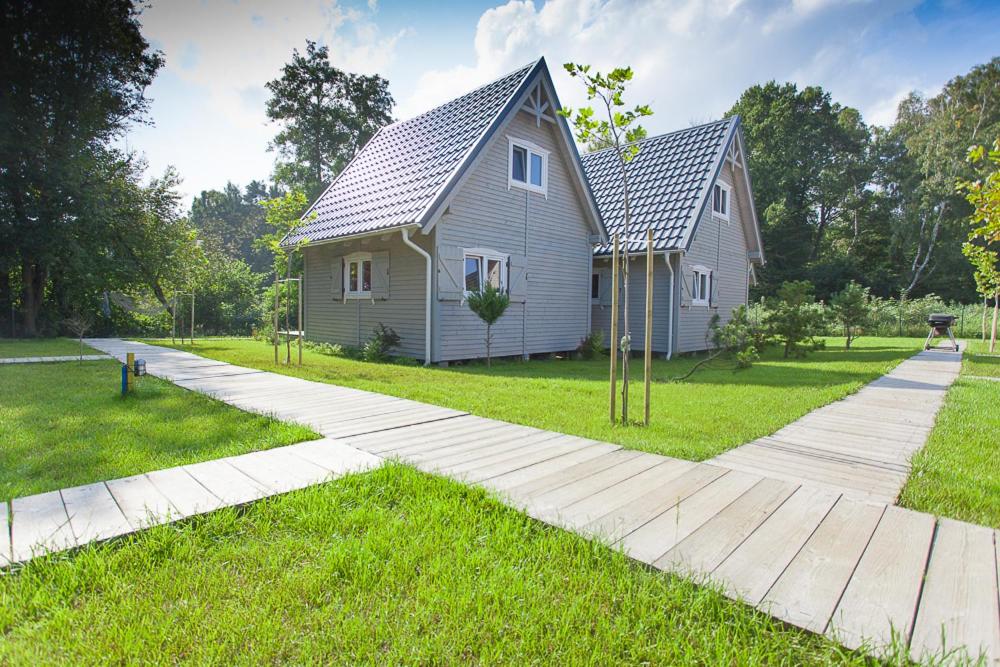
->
[
  {"left": 256, "top": 190, "right": 313, "bottom": 277},
  {"left": 0, "top": 0, "right": 162, "bottom": 335},
  {"left": 265, "top": 40, "right": 394, "bottom": 199},
  {"left": 888, "top": 58, "right": 1000, "bottom": 299},
  {"left": 466, "top": 284, "right": 510, "bottom": 367},
  {"left": 959, "top": 139, "right": 1000, "bottom": 351},
  {"left": 190, "top": 181, "right": 278, "bottom": 273},
  {"left": 673, "top": 306, "right": 760, "bottom": 381},
  {"left": 727, "top": 82, "right": 871, "bottom": 293},
  {"left": 560, "top": 63, "right": 652, "bottom": 422},
  {"left": 765, "top": 281, "right": 827, "bottom": 358},
  {"left": 830, "top": 281, "right": 869, "bottom": 349},
  {"left": 190, "top": 253, "right": 264, "bottom": 335}
]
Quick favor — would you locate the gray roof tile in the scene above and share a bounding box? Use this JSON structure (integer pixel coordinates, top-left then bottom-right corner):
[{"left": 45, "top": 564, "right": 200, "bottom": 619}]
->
[
  {"left": 286, "top": 61, "right": 538, "bottom": 245},
  {"left": 582, "top": 118, "right": 736, "bottom": 255}
]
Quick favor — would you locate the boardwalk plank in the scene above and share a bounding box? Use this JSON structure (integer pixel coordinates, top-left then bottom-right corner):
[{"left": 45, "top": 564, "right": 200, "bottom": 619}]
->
[
  {"left": 10, "top": 491, "right": 76, "bottom": 562},
  {"left": 910, "top": 519, "right": 1000, "bottom": 665},
  {"left": 582, "top": 464, "right": 729, "bottom": 543},
  {"left": 712, "top": 485, "right": 839, "bottom": 605},
  {"left": 480, "top": 443, "right": 622, "bottom": 493},
  {"left": 184, "top": 459, "right": 271, "bottom": 506},
  {"left": 226, "top": 448, "right": 333, "bottom": 494},
  {"left": 615, "top": 469, "right": 760, "bottom": 563},
  {"left": 62, "top": 482, "right": 133, "bottom": 544},
  {"left": 827, "top": 506, "right": 935, "bottom": 653},
  {"left": 759, "top": 497, "right": 885, "bottom": 633},
  {"left": 655, "top": 478, "right": 797, "bottom": 575},
  {"left": 106, "top": 474, "right": 178, "bottom": 528},
  {"left": 285, "top": 439, "right": 381, "bottom": 475},
  {"left": 460, "top": 438, "right": 613, "bottom": 484},
  {"left": 145, "top": 467, "right": 223, "bottom": 517}
]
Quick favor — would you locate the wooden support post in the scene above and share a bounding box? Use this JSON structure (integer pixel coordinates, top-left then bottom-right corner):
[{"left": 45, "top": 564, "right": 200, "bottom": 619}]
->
[
  {"left": 609, "top": 234, "right": 619, "bottom": 425},
  {"left": 644, "top": 229, "right": 653, "bottom": 426},
  {"left": 273, "top": 276, "right": 279, "bottom": 365},
  {"left": 298, "top": 275, "right": 303, "bottom": 366}
]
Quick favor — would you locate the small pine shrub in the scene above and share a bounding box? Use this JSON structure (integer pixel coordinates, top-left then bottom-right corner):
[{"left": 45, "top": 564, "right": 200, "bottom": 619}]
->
[
  {"left": 576, "top": 330, "right": 606, "bottom": 360},
  {"left": 361, "top": 323, "right": 401, "bottom": 362}
]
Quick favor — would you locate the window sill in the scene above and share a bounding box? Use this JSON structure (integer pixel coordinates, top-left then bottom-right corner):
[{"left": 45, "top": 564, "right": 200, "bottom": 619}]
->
[
  {"left": 711, "top": 213, "right": 730, "bottom": 223},
  {"left": 345, "top": 293, "right": 372, "bottom": 300},
  {"left": 509, "top": 180, "right": 547, "bottom": 197}
]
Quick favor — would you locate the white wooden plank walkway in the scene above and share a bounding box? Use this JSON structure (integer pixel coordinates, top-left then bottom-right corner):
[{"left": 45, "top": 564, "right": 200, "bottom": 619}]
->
[
  {"left": 2, "top": 338, "right": 995, "bottom": 664},
  {"left": 708, "top": 346, "right": 962, "bottom": 503},
  {"left": 0, "top": 354, "right": 109, "bottom": 364}
]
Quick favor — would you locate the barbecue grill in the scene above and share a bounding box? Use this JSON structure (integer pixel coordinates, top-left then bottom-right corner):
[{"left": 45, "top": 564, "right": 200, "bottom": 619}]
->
[{"left": 924, "top": 313, "right": 959, "bottom": 351}]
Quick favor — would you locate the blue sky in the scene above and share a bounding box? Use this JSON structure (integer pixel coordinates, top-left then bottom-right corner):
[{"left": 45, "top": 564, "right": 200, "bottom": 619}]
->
[{"left": 129, "top": 0, "right": 1000, "bottom": 207}]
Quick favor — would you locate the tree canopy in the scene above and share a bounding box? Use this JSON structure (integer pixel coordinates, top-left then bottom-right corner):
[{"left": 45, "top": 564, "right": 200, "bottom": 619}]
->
[{"left": 265, "top": 40, "right": 394, "bottom": 199}]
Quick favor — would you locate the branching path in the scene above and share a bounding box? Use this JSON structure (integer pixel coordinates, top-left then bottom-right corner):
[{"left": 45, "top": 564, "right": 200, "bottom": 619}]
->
[{"left": 2, "top": 339, "right": 996, "bottom": 664}]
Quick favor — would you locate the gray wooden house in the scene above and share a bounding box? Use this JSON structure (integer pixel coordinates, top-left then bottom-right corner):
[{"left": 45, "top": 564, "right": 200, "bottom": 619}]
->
[
  {"left": 284, "top": 58, "right": 605, "bottom": 364},
  {"left": 286, "top": 59, "right": 763, "bottom": 363},
  {"left": 582, "top": 118, "right": 765, "bottom": 356}
]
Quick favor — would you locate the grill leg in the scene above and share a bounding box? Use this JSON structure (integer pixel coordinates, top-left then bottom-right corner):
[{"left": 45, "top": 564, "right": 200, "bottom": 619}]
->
[
  {"left": 924, "top": 328, "right": 936, "bottom": 350},
  {"left": 945, "top": 327, "right": 959, "bottom": 352}
]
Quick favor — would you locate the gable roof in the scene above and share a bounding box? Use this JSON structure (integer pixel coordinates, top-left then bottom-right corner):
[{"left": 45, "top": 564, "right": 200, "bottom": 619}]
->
[
  {"left": 284, "top": 58, "right": 603, "bottom": 247},
  {"left": 582, "top": 117, "right": 759, "bottom": 257}
]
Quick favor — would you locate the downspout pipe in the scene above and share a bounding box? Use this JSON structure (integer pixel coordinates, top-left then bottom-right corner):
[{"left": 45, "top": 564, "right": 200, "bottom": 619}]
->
[
  {"left": 664, "top": 251, "right": 679, "bottom": 360},
  {"left": 401, "top": 227, "right": 432, "bottom": 366}
]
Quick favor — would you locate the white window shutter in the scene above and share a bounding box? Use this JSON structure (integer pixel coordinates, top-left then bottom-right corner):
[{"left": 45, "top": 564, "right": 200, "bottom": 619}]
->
[
  {"left": 436, "top": 245, "right": 464, "bottom": 301},
  {"left": 330, "top": 256, "right": 344, "bottom": 302},
  {"left": 371, "top": 251, "right": 390, "bottom": 300},
  {"left": 507, "top": 254, "right": 528, "bottom": 303}
]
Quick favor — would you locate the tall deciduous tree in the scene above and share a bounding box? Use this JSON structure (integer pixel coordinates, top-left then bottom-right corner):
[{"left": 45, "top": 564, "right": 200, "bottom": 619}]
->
[
  {"left": 190, "top": 181, "right": 278, "bottom": 273},
  {"left": 560, "top": 63, "right": 652, "bottom": 425},
  {"left": 265, "top": 41, "right": 394, "bottom": 199},
  {"left": 959, "top": 140, "right": 1000, "bottom": 352},
  {"left": 0, "top": 0, "right": 162, "bottom": 335}
]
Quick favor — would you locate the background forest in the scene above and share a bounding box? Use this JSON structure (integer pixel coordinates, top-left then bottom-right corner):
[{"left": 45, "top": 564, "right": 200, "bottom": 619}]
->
[{"left": 1, "top": 1, "right": 997, "bottom": 339}]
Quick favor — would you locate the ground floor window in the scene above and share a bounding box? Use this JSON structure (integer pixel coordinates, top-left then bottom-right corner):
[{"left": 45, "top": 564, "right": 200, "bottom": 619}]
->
[
  {"left": 692, "top": 266, "right": 711, "bottom": 306},
  {"left": 591, "top": 273, "right": 600, "bottom": 301},
  {"left": 345, "top": 253, "right": 372, "bottom": 298},
  {"left": 464, "top": 249, "right": 507, "bottom": 294}
]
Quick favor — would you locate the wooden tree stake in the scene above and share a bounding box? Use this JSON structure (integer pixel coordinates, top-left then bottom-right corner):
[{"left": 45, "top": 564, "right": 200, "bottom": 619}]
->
[
  {"left": 644, "top": 228, "right": 653, "bottom": 426},
  {"left": 609, "top": 234, "right": 619, "bottom": 425}
]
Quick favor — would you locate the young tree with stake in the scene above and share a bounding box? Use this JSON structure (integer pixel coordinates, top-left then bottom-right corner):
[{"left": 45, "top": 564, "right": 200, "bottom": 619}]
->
[
  {"left": 559, "top": 64, "right": 652, "bottom": 424},
  {"left": 466, "top": 285, "right": 510, "bottom": 367},
  {"left": 958, "top": 139, "right": 1000, "bottom": 352}
]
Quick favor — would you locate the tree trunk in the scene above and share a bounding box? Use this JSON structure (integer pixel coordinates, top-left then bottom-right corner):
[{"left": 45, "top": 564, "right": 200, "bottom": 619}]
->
[
  {"left": 20, "top": 260, "right": 46, "bottom": 337},
  {"left": 983, "top": 296, "right": 988, "bottom": 343},
  {"left": 485, "top": 323, "right": 492, "bottom": 368},
  {"left": 991, "top": 295, "right": 998, "bottom": 354}
]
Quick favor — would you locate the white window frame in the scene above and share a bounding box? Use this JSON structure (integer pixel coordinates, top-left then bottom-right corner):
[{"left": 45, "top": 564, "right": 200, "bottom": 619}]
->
[
  {"left": 344, "top": 252, "right": 373, "bottom": 299},
  {"left": 712, "top": 182, "right": 731, "bottom": 222},
  {"left": 507, "top": 136, "right": 548, "bottom": 196},
  {"left": 463, "top": 248, "right": 508, "bottom": 296},
  {"left": 692, "top": 265, "right": 712, "bottom": 306}
]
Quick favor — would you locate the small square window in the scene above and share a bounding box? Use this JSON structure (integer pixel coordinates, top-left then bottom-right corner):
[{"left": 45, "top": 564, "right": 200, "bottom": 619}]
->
[{"left": 463, "top": 250, "right": 507, "bottom": 295}]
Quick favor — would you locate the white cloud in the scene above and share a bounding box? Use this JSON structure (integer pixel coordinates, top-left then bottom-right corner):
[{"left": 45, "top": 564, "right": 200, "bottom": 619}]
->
[
  {"left": 396, "top": 0, "right": 931, "bottom": 138},
  {"left": 129, "top": 0, "right": 405, "bottom": 202}
]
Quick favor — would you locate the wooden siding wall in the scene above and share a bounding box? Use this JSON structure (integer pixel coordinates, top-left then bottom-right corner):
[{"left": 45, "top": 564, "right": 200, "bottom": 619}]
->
[
  {"left": 434, "top": 107, "right": 593, "bottom": 362},
  {"left": 302, "top": 232, "right": 430, "bottom": 359},
  {"left": 676, "top": 162, "right": 751, "bottom": 353},
  {"left": 590, "top": 255, "right": 675, "bottom": 354}
]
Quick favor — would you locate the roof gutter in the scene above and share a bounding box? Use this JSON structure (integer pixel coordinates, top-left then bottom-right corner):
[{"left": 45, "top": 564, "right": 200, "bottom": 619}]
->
[
  {"left": 281, "top": 224, "right": 421, "bottom": 250},
  {"left": 400, "top": 227, "right": 432, "bottom": 366}
]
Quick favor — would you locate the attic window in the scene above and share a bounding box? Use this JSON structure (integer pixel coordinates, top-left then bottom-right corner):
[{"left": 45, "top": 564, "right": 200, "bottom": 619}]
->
[
  {"left": 508, "top": 137, "right": 548, "bottom": 195},
  {"left": 712, "top": 182, "right": 731, "bottom": 221}
]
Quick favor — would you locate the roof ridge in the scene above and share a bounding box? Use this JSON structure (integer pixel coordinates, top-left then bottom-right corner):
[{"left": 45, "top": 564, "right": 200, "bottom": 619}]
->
[
  {"left": 385, "top": 59, "right": 541, "bottom": 130},
  {"left": 581, "top": 116, "right": 735, "bottom": 159}
]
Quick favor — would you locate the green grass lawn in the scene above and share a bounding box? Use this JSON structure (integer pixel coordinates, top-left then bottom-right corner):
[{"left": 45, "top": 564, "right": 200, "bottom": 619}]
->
[
  {"left": 0, "top": 360, "right": 316, "bottom": 499},
  {"left": 0, "top": 464, "right": 885, "bottom": 665},
  {"left": 0, "top": 337, "right": 97, "bottom": 358},
  {"left": 960, "top": 338, "right": 1000, "bottom": 378},
  {"left": 898, "top": 377, "right": 1000, "bottom": 528},
  {"left": 146, "top": 336, "right": 923, "bottom": 461}
]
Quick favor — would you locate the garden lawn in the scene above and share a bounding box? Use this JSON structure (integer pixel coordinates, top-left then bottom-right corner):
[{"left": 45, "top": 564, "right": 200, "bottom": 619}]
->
[
  {"left": 147, "top": 336, "right": 923, "bottom": 461},
  {"left": 0, "top": 337, "right": 97, "bottom": 358},
  {"left": 899, "top": 376, "right": 1000, "bottom": 527},
  {"left": 960, "top": 338, "right": 1000, "bottom": 378},
  {"left": 0, "top": 464, "right": 886, "bottom": 665},
  {"left": 0, "top": 360, "right": 316, "bottom": 499}
]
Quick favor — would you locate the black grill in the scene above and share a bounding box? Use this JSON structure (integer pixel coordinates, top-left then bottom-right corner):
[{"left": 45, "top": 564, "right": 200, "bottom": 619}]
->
[{"left": 925, "top": 313, "right": 959, "bottom": 351}]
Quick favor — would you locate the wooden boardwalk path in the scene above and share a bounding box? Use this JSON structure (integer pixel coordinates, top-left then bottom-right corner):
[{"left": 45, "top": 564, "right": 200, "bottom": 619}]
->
[
  {"left": 2, "top": 339, "right": 996, "bottom": 664},
  {"left": 710, "top": 347, "right": 962, "bottom": 503}
]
